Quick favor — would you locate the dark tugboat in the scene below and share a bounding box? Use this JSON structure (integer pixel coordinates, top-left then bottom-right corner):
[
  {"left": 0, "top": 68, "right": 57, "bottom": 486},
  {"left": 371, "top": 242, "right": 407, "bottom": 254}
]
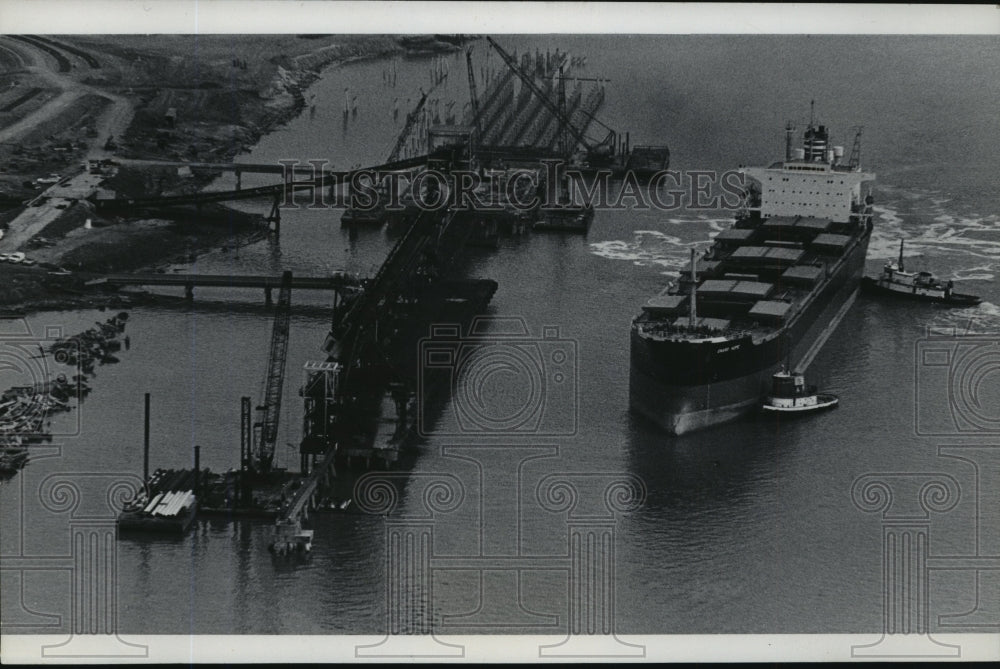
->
[
  {"left": 761, "top": 369, "right": 838, "bottom": 414},
  {"left": 861, "top": 239, "right": 982, "bottom": 306}
]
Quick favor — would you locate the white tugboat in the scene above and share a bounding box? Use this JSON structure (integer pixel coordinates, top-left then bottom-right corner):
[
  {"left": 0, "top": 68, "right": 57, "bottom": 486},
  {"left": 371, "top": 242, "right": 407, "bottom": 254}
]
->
[
  {"left": 762, "top": 369, "right": 838, "bottom": 414},
  {"left": 861, "top": 239, "right": 982, "bottom": 306}
]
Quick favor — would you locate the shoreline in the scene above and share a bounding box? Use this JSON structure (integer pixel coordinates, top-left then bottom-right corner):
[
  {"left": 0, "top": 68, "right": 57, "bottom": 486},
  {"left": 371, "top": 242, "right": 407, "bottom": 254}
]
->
[{"left": 0, "top": 35, "right": 468, "bottom": 314}]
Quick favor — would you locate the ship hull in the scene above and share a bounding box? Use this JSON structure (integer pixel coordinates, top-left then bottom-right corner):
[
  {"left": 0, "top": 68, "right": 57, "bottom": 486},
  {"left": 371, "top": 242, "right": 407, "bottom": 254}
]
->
[
  {"left": 630, "top": 362, "right": 781, "bottom": 434},
  {"left": 630, "top": 226, "right": 869, "bottom": 435}
]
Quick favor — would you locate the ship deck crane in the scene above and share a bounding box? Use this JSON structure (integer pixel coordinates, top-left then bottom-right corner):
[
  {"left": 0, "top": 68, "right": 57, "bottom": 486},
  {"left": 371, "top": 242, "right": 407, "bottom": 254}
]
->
[
  {"left": 253, "top": 270, "right": 292, "bottom": 473},
  {"left": 486, "top": 36, "right": 616, "bottom": 163},
  {"left": 848, "top": 126, "right": 863, "bottom": 170}
]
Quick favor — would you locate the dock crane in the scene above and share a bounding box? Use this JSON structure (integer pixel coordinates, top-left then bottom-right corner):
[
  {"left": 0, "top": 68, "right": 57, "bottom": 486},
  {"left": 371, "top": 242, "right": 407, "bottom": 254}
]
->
[
  {"left": 486, "top": 36, "right": 617, "bottom": 164},
  {"left": 252, "top": 270, "right": 292, "bottom": 473},
  {"left": 466, "top": 46, "right": 483, "bottom": 141},
  {"left": 387, "top": 90, "right": 429, "bottom": 163}
]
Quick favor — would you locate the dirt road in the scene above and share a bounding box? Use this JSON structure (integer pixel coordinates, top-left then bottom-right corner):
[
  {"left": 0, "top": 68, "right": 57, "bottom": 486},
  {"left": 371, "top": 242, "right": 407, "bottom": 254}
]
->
[
  {"left": 0, "top": 37, "right": 133, "bottom": 149},
  {"left": 0, "top": 36, "right": 134, "bottom": 252}
]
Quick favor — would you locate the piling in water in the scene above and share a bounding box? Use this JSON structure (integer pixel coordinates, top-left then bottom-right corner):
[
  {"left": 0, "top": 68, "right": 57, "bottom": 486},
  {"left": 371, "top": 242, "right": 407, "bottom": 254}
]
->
[{"left": 143, "top": 393, "right": 150, "bottom": 486}]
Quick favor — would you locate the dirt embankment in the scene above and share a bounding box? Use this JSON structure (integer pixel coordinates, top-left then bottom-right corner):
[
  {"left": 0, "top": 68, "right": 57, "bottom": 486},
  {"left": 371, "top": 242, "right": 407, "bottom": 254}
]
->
[
  {"left": 0, "top": 35, "right": 466, "bottom": 313},
  {"left": 0, "top": 201, "right": 265, "bottom": 310},
  {"left": 57, "top": 203, "right": 265, "bottom": 273},
  {"left": 106, "top": 35, "right": 406, "bottom": 167},
  {"left": 1, "top": 35, "right": 451, "bottom": 199}
]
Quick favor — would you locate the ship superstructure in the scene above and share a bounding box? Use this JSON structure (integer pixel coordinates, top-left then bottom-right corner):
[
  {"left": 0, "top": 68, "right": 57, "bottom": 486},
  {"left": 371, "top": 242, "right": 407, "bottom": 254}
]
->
[{"left": 629, "top": 116, "right": 875, "bottom": 434}]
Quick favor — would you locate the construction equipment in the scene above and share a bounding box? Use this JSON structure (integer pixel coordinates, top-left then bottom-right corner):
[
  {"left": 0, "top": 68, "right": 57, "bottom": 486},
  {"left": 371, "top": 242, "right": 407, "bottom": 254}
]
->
[
  {"left": 387, "top": 91, "right": 429, "bottom": 163},
  {"left": 253, "top": 270, "right": 292, "bottom": 473},
  {"left": 466, "top": 46, "right": 483, "bottom": 141},
  {"left": 556, "top": 64, "right": 567, "bottom": 157},
  {"left": 486, "top": 36, "right": 616, "bottom": 164}
]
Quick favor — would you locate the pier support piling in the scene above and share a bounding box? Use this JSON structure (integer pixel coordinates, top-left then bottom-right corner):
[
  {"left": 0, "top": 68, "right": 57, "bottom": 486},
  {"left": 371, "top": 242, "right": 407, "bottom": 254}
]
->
[
  {"left": 193, "top": 445, "right": 201, "bottom": 496},
  {"left": 143, "top": 393, "right": 150, "bottom": 490},
  {"left": 240, "top": 397, "right": 252, "bottom": 506},
  {"left": 267, "top": 192, "right": 282, "bottom": 236}
]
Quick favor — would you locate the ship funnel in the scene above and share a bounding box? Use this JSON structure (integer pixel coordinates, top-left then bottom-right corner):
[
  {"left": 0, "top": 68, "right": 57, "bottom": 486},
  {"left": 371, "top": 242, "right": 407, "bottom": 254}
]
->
[
  {"left": 792, "top": 148, "right": 805, "bottom": 161},
  {"left": 833, "top": 145, "right": 844, "bottom": 158},
  {"left": 804, "top": 124, "right": 829, "bottom": 162},
  {"left": 785, "top": 121, "right": 795, "bottom": 161}
]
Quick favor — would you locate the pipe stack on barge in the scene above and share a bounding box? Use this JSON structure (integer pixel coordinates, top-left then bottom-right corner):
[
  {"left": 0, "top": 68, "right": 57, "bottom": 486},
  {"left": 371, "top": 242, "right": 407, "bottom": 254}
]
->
[{"left": 117, "top": 468, "right": 200, "bottom": 534}]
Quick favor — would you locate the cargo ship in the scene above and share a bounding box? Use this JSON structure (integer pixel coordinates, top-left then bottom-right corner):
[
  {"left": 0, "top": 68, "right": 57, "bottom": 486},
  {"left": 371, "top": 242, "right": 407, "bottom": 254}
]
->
[{"left": 629, "top": 117, "right": 876, "bottom": 434}]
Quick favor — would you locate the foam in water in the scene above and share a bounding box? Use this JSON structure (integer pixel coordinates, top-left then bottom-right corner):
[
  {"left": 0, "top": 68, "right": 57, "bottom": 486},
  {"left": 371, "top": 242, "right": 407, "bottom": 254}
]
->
[
  {"left": 590, "top": 227, "right": 713, "bottom": 270},
  {"left": 951, "top": 264, "right": 995, "bottom": 282},
  {"left": 589, "top": 215, "right": 732, "bottom": 268},
  {"left": 869, "top": 196, "right": 1000, "bottom": 282},
  {"left": 931, "top": 301, "right": 1000, "bottom": 335}
]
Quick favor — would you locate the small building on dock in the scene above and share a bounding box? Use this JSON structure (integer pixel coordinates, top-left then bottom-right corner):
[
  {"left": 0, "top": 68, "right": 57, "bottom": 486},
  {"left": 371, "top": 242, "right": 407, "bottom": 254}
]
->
[
  {"left": 625, "top": 145, "right": 671, "bottom": 178},
  {"left": 427, "top": 125, "right": 476, "bottom": 154}
]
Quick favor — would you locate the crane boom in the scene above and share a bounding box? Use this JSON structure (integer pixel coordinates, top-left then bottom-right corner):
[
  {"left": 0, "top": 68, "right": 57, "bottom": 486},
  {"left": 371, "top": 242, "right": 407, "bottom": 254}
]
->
[
  {"left": 387, "top": 91, "right": 429, "bottom": 163},
  {"left": 466, "top": 46, "right": 483, "bottom": 139},
  {"left": 486, "top": 36, "right": 613, "bottom": 157},
  {"left": 257, "top": 270, "right": 292, "bottom": 472}
]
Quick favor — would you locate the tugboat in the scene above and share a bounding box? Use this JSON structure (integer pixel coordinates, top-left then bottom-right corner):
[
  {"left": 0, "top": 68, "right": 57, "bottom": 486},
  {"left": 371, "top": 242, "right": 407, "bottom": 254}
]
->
[
  {"left": 861, "top": 240, "right": 982, "bottom": 306},
  {"left": 762, "top": 369, "right": 838, "bottom": 414}
]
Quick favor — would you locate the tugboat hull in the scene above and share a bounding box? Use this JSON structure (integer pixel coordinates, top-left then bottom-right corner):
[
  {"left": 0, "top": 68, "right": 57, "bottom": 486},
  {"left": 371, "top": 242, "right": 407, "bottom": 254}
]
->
[
  {"left": 762, "top": 393, "right": 839, "bottom": 413},
  {"left": 860, "top": 276, "right": 981, "bottom": 306}
]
